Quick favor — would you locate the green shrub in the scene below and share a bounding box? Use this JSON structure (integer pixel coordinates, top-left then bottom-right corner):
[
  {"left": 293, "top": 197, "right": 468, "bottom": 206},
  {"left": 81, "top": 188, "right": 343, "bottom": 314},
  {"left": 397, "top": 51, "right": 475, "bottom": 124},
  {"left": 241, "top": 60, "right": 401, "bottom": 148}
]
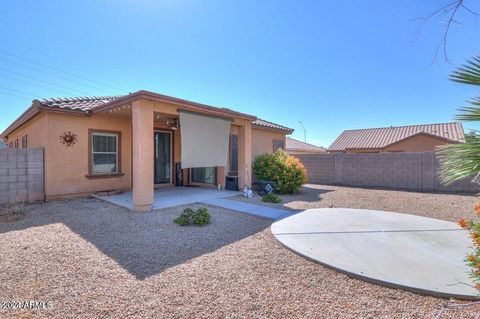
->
[
  {"left": 192, "top": 207, "right": 211, "bottom": 225},
  {"left": 262, "top": 192, "right": 282, "bottom": 203},
  {"left": 253, "top": 149, "right": 307, "bottom": 194},
  {"left": 174, "top": 207, "right": 211, "bottom": 226}
]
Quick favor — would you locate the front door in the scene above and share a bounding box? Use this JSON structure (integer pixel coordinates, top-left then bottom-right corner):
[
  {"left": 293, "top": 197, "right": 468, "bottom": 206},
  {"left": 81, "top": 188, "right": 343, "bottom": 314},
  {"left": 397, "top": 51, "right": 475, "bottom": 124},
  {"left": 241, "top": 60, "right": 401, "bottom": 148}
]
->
[{"left": 154, "top": 131, "right": 172, "bottom": 184}]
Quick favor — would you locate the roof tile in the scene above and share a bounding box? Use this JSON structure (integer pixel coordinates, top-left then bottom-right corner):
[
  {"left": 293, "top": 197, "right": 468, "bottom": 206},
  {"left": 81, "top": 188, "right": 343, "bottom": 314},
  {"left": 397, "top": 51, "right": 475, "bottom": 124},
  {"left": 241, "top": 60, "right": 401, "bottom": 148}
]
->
[{"left": 328, "top": 122, "right": 464, "bottom": 151}]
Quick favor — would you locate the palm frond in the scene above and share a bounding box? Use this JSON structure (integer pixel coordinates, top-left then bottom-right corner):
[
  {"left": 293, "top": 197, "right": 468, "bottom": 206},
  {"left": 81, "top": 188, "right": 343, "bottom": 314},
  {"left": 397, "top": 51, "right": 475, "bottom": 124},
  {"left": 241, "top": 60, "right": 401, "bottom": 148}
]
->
[
  {"left": 450, "top": 56, "right": 480, "bottom": 86},
  {"left": 437, "top": 135, "right": 480, "bottom": 184},
  {"left": 455, "top": 101, "right": 480, "bottom": 121}
]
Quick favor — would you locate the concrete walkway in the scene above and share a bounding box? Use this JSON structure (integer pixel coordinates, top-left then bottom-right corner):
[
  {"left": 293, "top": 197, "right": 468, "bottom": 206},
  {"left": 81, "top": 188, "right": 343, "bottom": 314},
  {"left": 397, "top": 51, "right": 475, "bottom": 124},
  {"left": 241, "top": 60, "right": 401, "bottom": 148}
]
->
[
  {"left": 95, "top": 187, "right": 292, "bottom": 220},
  {"left": 272, "top": 208, "right": 478, "bottom": 300},
  {"left": 203, "top": 198, "right": 293, "bottom": 220}
]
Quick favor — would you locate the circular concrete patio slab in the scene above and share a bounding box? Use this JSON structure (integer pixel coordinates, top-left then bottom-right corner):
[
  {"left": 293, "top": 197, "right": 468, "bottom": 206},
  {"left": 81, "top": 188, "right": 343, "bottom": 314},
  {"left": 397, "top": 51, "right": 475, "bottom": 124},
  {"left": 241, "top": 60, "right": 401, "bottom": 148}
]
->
[{"left": 271, "top": 208, "right": 478, "bottom": 300}]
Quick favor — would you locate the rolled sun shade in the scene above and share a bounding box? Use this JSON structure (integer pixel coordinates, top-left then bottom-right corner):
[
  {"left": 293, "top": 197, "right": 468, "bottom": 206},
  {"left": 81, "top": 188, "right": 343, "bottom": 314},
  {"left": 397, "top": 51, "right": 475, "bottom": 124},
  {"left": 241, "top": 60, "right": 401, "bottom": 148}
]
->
[{"left": 179, "top": 110, "right": 231, "bottom": 169}]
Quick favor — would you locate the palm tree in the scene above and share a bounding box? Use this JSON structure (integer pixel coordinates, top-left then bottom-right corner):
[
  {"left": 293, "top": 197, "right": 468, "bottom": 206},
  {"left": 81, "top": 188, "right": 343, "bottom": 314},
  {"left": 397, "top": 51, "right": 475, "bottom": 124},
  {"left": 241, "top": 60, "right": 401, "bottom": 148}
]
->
[{"left": 438, "top": 56, "right": 480, "bottom": 184}]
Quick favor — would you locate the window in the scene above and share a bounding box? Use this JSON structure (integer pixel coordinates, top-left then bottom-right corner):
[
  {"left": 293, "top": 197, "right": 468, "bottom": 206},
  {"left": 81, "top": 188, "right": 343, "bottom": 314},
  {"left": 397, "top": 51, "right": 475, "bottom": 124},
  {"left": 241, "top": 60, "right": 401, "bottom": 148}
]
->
[
  {"left": 14, "top": 139, "right": 19, "bottom": 149},
  {"left": 229, "top": 134, "right": 238, "bottom": 173},
  {"left": 22, "top": 135, "right": 28, "bottom": 148},
  {"left": 191, "top": 167, "right": 216, "bottom": 185},
  {"left": 90, "top": 131, "right": 120, "bottom": 174},
  {"left": 273, "top": 140, "right": 284, "bottom": 152}
]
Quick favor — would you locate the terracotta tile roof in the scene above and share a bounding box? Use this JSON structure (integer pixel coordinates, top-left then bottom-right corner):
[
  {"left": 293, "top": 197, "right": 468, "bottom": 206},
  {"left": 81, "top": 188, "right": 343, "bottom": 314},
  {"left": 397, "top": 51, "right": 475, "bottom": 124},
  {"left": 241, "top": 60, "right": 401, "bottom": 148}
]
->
[
  {"left": 1, "top": 92, "right": 293, "bottom": 139},
  {"left": 253, "top": 118, "right": 294, "bottom": 133},
  {"left": 328, "top": 122, "right": 465, "bottom": 151},
  {"left": 38, "top": 95, "right": 124, "bottom": 112},
  {"left": 286, "top": 137, "right": 326, "bottom": 152}
]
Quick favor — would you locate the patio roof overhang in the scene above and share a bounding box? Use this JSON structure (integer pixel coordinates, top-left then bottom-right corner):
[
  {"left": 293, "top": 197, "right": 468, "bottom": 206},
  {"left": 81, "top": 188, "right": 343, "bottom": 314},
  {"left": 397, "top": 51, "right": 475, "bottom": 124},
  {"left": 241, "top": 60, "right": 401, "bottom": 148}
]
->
[{"left": 93, "top": 90, "right": 257, "bottom": 122}]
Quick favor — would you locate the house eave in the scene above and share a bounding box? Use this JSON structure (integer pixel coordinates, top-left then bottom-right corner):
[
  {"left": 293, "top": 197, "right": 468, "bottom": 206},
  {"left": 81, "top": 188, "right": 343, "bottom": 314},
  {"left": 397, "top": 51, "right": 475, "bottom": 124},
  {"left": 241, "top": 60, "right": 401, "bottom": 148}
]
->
[{"left": 92, "top": 90, "right": 258, "bottom": 121}]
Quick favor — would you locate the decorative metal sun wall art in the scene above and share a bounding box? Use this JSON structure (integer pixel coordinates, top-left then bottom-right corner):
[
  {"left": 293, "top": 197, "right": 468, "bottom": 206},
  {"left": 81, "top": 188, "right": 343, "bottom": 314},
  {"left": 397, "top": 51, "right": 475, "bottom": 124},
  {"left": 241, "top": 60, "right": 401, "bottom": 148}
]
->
[{"left": 60, "top": 131, "right": 78, "bottom": 147}]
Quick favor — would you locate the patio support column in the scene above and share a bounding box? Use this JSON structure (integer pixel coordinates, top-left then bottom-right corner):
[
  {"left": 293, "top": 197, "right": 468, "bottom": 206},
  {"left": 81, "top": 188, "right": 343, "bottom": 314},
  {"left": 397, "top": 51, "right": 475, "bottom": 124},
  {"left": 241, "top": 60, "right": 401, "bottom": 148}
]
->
[
  {"left": 132, "top": 99, "right": 154, "bottom": 212},
  {"left": 238, "top": 120, "right": 252, "bottom": 189}
]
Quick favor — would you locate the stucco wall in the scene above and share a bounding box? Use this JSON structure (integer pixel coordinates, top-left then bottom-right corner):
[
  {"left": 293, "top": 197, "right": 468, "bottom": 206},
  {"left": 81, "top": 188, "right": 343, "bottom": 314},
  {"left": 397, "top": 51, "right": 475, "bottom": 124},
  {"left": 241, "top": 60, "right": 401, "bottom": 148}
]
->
[
  {"left": 340, "top": 134, "right": 455, "bottom": 153},
  {"left": 384, "top": 134, "right": 452, "bottom": 152},
  {"left": 44, "top": 112, "right": 132, "bottom": 199},
  {"left": 252, "top": 128, "right": 286, "bottom": 160},
  {"left": 4, "top": 113, "right": 47, "bottom": 148},
  {"left": 3, "top": 105, "right": 288, "bottom": 198}
]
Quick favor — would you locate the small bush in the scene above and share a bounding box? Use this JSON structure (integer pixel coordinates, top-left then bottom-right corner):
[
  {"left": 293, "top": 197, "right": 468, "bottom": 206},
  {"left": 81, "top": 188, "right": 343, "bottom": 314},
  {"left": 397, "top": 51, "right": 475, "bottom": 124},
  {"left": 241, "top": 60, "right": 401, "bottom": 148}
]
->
[
  {"left": 253, "top": 149, "right": 307, "bottom": 194},
  {"left": 192, "top": 208, "right": 211, "bottom": 225},
  {"left": 174, "top": 207, "right": 211, "bottom": 226},
  {"left": 262, "top": 192, "right": 282, "bottom": 203},
  {"left": 458, "top": 204, "right": 480, "bottom": 292}
]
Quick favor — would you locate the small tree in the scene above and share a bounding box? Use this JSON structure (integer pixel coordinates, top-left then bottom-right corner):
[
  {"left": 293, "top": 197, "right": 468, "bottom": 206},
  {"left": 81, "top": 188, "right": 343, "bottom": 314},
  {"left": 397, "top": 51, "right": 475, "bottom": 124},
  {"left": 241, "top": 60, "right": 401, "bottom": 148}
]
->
[
  {"left": 438, "top": 56, "right": 480, "bottom": 292},
  {"left": 253, "top": 149, "right": 307, "bottom": 194}
]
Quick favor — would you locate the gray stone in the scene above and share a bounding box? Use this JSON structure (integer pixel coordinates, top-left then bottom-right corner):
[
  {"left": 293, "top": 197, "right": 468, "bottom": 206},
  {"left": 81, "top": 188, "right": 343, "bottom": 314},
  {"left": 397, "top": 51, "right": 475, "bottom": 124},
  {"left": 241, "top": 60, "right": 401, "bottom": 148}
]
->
[
  {"left": 8, "top": 155, "right": 26, "bottom": 162},
  {"left": 26, "top": 161, "right": 43, "bottom": 169},
  {"left": 9, "top": 168, "right": 26, "bottom": 176},
  {"left": 0, "top": 162, "right": 16, "bottom": 169},
  {"left": 0, "top": 175, "right": 16, "bottom": 183},
  {"left": 16, "top": 161, "right": 28, "bottom": 168},
  {"left": 27, "top": 168, "right": 43, "bottom": 175}
]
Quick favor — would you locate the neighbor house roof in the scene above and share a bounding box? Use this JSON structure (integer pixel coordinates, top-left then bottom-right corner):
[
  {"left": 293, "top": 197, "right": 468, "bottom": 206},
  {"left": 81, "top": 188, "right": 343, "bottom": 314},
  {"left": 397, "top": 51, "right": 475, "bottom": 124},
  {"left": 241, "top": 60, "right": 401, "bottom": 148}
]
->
[
  {"left": 1, "top": 90, "right": 293, "bottom": 138},
  {"left": 328, "top": 122, "right": 465, "bottom": 152},
  {"left": 286, "top": 137, "right": 326, "bottom": 153},
  {"left": 252, "top": 118, "right": 294, "bottom": 133}
]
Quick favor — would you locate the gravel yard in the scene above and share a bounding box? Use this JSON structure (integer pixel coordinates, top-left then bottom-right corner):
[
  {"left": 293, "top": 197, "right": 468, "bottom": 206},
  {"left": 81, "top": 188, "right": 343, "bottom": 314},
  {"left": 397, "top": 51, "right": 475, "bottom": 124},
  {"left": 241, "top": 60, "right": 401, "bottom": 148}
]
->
[
  {"left": 235, "top": 184, "right": 478, "bottom": 222},
  {"left": 0, "top": 186, "right": 479, "bottom": 318}
]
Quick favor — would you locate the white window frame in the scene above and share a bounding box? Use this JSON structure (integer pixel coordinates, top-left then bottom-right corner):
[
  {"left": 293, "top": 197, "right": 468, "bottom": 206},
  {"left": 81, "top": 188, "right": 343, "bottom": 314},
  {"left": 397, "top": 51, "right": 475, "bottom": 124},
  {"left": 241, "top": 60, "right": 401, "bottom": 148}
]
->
[{"left": 92, "top": 132, "right": 119, "bottom": 174}]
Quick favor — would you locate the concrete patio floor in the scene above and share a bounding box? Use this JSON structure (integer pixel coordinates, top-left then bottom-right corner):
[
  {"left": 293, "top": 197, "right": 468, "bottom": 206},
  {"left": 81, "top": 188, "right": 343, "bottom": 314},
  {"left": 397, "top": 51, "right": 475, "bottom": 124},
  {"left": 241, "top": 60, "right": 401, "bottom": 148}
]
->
[
  {"left": 94, "top": 187, "right": 238, "bottom": 210},
  {"left": 272, "top": 208, "right": 479, "bottom": 300},
  {"left": 94, "top": 187, "right": 293, "bottom": 220}
]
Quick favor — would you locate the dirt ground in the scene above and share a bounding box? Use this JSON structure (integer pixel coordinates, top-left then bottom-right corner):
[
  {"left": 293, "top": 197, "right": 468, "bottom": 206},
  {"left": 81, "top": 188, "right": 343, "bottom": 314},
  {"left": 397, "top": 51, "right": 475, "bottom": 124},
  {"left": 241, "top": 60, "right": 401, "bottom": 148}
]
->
[{"left": 0, "top": 186, "right": 478, "bottom": 318}]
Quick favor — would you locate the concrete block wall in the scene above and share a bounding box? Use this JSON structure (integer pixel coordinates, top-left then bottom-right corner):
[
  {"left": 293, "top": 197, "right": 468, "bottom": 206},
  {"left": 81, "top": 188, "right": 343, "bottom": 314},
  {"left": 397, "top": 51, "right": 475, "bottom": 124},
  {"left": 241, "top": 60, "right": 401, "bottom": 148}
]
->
[
  {"left": 0, "top": 148, "right": 44, "bottom": 204},
  {"left": 296, "top": 151, "right": 477, "bottom": 193}
]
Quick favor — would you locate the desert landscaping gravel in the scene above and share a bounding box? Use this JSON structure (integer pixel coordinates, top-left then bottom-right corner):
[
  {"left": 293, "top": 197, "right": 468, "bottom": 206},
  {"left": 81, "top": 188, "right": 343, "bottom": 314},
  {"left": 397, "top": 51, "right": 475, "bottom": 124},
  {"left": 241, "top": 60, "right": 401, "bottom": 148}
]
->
[{"left": 0, "top": 185, "right": 479, "bottom": 318}]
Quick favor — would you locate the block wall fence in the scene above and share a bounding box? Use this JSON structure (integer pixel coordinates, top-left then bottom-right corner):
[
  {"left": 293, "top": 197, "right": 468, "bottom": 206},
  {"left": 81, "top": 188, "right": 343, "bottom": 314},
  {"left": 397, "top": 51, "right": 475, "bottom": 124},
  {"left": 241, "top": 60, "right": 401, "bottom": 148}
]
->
[
  {"left": 0, "top": 148, "right": 44, "bottom": 204},
  {"left": 296, "top": 152, "right": 477, "bottom": 193}
]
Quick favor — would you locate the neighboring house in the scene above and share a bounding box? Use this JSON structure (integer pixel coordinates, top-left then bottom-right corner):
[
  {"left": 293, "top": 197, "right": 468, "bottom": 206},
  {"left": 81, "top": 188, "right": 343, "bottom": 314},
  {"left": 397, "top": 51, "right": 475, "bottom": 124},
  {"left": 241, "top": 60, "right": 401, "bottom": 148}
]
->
[
  {"left": 0, "top": 90, "right": 293, "bottom": 211},
  {"left": 285, "top": 137, "right": 326, "bottom": 154},
  {"left": 0, "top": 141, "right": 6, "bottom": 148},
  {"left": 328, "top": 122, "right": 464, "bottom": 153}
]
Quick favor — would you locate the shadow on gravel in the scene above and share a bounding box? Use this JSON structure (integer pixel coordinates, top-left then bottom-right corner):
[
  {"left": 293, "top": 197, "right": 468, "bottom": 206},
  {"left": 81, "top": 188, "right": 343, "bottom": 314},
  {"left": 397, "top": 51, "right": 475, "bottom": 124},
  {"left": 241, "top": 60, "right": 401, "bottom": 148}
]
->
[{"left": 0, "top": 199, "right": 271, "bottom": 279}]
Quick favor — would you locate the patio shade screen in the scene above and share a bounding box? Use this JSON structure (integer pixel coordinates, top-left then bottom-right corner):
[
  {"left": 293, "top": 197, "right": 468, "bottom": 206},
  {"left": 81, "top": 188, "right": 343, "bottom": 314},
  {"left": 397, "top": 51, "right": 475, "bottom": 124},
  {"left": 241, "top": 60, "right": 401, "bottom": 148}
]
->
[{"left": 179, "top": 110, "right": 231, "bottom": 169}]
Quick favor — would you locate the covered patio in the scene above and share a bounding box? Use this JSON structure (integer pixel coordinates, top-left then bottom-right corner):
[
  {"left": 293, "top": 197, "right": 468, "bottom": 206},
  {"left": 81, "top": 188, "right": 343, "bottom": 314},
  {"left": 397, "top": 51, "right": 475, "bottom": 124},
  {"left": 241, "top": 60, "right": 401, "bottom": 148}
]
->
[
  {"left": 94, "top": 187, "right": 238, "bottom": 211},
  {"left": 93, "top": 91, "right": 255, "bottom": 211}
]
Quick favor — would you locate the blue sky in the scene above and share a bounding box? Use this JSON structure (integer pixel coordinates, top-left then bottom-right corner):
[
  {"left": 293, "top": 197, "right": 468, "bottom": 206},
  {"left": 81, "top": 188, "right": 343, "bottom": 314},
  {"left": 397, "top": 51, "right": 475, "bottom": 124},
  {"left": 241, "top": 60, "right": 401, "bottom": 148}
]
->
[{"left": 0, "top": 0, "right": 479, "bottom": 147}]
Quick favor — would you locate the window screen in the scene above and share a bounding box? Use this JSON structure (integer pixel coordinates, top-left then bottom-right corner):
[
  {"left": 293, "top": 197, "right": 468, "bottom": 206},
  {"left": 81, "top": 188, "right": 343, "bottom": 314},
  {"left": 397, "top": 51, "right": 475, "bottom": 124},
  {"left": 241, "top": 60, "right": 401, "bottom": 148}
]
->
[
  {"left": 92, "top": 132, "right": 118, "bottom": 173},
  {"left": 273, "top": 140, "right": 284, "bottom": 151}
]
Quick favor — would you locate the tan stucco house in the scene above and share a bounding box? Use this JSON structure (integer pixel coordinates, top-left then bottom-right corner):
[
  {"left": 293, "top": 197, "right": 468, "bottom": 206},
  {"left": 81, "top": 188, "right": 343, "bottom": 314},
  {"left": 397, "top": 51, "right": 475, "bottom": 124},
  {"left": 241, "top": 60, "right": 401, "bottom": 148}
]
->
[
  {"left": 0, "top": 90, "right": 293, "bottom": 211},
  {"left": 328, "top": 122, "right": 464, "bottom": 153}
]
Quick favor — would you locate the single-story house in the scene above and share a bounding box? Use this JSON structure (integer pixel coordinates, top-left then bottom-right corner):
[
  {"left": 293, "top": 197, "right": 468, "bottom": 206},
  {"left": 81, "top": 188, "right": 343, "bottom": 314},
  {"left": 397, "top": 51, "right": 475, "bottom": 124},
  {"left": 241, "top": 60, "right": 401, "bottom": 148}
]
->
[
  {"left": 285, "top": 137, "right": 326, "bottom": 154},
  {"left": 328, "top": 122, "right": 464, "bottom": 153},
  {"left": 0, "top": 90, "right": 293, "bottom": 211}
]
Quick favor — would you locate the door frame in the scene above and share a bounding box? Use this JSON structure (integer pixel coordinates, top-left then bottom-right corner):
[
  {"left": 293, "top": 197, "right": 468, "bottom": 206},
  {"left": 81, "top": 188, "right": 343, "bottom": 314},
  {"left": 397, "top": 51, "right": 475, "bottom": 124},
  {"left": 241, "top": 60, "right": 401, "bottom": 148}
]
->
[{"left": 154, "top": 129, "right": 174, "bottom": 186}]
